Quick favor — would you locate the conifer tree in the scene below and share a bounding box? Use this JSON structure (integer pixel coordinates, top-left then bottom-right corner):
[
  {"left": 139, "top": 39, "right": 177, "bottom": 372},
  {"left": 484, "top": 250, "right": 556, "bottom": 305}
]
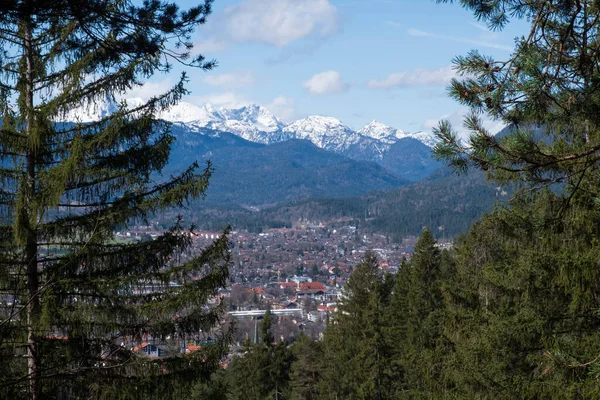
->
[
  {"left": 287, "top": 333, "right": 322, "bottom": 400},
  {"left": 320, "top": 251, "right": 394, "bottom": 400},
  {"left": 227, "top": 311, "right": 292, "bottom": 400},
  {"left": 434, "top": 0, "right": 600, "bottom": 196},
  {"left": 0, "top": 1, "right": 230, "bottom": 398},
  {"left": 384, "top": 230, "right": 454, "bottom": 398},
  {"left": 433, "top": 1, "right": 600, "bottom": 398}
]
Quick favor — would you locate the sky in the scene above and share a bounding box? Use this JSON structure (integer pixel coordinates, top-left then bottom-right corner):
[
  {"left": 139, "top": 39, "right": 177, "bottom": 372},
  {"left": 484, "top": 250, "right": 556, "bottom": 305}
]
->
[{"left": 134, "top": 0, "right": 529, "bottom": 136}]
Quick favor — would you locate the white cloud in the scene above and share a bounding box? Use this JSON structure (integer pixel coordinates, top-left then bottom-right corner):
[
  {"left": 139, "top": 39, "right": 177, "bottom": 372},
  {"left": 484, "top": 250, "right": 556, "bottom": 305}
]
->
[
  {"left": 189, "top": 91, "right": 250, "bottom": 109},
  {"left": 121, "top": 79, "right": 174, "bottom": 101},
  {"left": 203, "top": 71, "right": 256, "bottom": 89},
  {"left": 302, "top": 70, "right": 349, "bottom": 95},
  {"left": 265, "top": 95, "right": 297, "bottom": 122},
  {"left": 469, "top": 22, "right": 489, "bottom": 32},
  {"left": 366, "top": 66, "right": 455, "bottom": 90},
  {"left": 221, "top": 0, "right": 340, "bottom": 47},
  {"left": 385, "top": 21, "right": 402, "bottom": 28},
  {"left": 193, "top": 38, "right": 228, "bottom": 53},
  {"left": 408, "top": 28, "right": 512, "bottom": 51}
]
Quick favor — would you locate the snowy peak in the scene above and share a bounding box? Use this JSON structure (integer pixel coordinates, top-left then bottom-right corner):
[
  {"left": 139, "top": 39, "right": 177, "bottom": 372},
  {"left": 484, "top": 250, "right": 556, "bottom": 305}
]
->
[
  {"left": 285, "top": 116, "right": 349, "bottom": 135},
  {"left": 282, "top": 116, "right": 361, "bottom": 150},
  {"left": 159, "top": 102, "right": 224, "bottom": 124},
  {"left": 61, "top": 97, "right": 438, "bottom": 150},
  {"left": 60, "top": 97, "right": 119, "bottom": 123},
  {"left": 359, "top": 120, "right": 405, "bottom": 143},
  {"left": 359, "top": 120, "right": 438, "bottom": 148},
  {"left": 398, "top": 131, "right": 439, "bottom": 148},
  {"left": 221, "top": 104, "right": 283, "bottom": 133}
]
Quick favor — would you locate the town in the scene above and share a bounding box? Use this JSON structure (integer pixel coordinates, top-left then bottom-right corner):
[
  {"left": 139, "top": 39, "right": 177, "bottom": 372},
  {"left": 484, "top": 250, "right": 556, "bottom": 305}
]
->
[{"left": 115, "top": 222, "right": 453, "bottom": 360}]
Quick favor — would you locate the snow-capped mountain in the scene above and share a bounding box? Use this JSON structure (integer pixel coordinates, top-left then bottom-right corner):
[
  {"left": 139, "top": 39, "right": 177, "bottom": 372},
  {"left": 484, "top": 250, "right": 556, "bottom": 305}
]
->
[
  {"left": 207, "top": 104, "right": 284, "bottom": 144},
  {"left": 280, "top": 116, "right": 366, "bottom": 153},
  {"left": 398, "top": 130, "right": 438, "bottom": 148},
  {"left": 60, "top": 97, "right": 120, "bottom": 123},
  {"left": 160, "top": 102, "right": 223, "bottom": 125},
  {"left": 359, "top": 120, "right": 406, "bottom": 144},
  {"left": 359, "top": 120, "right": 438, "bottom": 148},
  {"left": 158, "top": 102, "right": 284, "bottom": 144},
  {"left": 220, "top": 104, "right": 283, "bottom": 133},
  {"left": 62, "top": 98, "right": 438, "bottom": 158}
]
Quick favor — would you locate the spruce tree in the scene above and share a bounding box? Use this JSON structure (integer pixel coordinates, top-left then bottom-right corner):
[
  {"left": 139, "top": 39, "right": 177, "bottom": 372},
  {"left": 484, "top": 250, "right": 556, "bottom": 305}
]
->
[
  {"left": 320, "top": 251, "right": 394, "bottom": 400},
  {"left": 227, "top": 311, "right": 292, "bottom": 400},
  {"left": 386, "top": 230, "right": 454, "bottom": 398},
  {"left": 0, "top": 1, "right": 230, "bottom": 398},
  {"left": 287, "top": 333, "right": 322, "bottom": 400}
]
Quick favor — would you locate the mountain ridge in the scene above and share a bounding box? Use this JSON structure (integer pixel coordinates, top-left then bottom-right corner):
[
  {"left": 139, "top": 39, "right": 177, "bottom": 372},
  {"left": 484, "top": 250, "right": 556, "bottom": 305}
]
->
[{"left": 62, "top": 98, "right": 438, "bottom": 158}]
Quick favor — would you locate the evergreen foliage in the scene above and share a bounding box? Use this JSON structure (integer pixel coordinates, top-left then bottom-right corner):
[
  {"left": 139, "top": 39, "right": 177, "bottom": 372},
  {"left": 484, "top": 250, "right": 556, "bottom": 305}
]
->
[
  {"left": 431, "top": 0, "right": 600, "bottom": 398},
  {"left": 0, "top": 1, "right": 231, "bottom": 398},
  {"left": 388, "top": 230, "right": 455, "bottom": 398},
  {"left": 227, "top": 311, "right": 293, "bottom": 400},
  {"left": 287, "top": 333, "right": 322, "bottom": 400},
  {"left": 441, "top": 192, "right": 600, "bottom": 399},
  {"left": 319, "top": 251, "right": 395, "bottom": 400},
  {"left": 434, "top": 0, "right": 600, "bottom": 194}
]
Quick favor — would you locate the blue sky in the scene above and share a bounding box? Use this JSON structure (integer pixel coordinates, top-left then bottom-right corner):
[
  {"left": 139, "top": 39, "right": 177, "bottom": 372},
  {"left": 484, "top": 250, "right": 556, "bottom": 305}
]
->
[{"left": 135, "top": 0, "right": 528, "bottom": 135}]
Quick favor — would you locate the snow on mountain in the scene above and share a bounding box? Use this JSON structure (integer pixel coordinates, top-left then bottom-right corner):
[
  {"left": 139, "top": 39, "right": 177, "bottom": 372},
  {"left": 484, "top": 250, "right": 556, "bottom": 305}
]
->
[
  {"left": 155, "top": 102, "right": 282, "bottom": 143},
  {"left": 210, "top": 104, "right": 284, "bottom": 143},
  {"left": 62, "top": 97, "right": 437, "bottom": 152},
  {"left": 359, "top": 120, "right": 405, "bottom": 144},
  {"left": 62, "top": 99, "right": 282, "bottom": 141},
  {"left": 281, "top": 116, "right": 364, "bottom": 153},
  {"left": 220, "top": 104, "right": 283, "bottom": 133},
  {"left": 159, "top": 102, "right": 224, "bottom": 125},
  {"left": 398, "top": 131, "right": 438, "bottom": 148},
  {"left": 60, "top": 97, "right": 119, "bottom": 123},
  {"left": 359, "top": 120, "right": 438, "bottom": 148}
]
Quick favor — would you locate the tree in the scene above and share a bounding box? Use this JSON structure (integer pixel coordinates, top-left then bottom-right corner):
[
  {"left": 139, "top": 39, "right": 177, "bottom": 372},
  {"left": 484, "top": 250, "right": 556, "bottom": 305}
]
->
[
  {"left": 0, "top": 1, "right": 230, "bottom": 398},
  {"left": 287, "top": 333, "right": 322, "bottom": 400},
  {"left": 320, "top": 251, "right": 395, "bottom": 400},
  {"left": 390, "top": 229, "right": 454, "bottom": 398},
  {"left": 434, "top": 0, "right": 600, "bottom": 198},
  {"left": 433, "top": 1, "right": 600, "bottom": 398},
  {"left": 438, "top": 192, "right": 600, "bottom": 399},
  {"left": 227, "top": 311, "right": 293, "bottom": 400}
]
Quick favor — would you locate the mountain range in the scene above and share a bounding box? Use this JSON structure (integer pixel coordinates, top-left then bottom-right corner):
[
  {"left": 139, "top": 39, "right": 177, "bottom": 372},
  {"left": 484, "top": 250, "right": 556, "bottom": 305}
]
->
[
  {"left": 64, "top": 98, "right": 439, "bottom": 164},
  {"left": 63, "top": 98, "right": 506, "bottom": 238}
]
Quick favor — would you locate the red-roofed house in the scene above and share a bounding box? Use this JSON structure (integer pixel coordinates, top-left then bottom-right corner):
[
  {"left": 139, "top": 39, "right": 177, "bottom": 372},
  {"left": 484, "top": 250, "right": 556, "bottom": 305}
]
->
[{"left": 299, "top": 282, "right": 326, "bottom": 291}]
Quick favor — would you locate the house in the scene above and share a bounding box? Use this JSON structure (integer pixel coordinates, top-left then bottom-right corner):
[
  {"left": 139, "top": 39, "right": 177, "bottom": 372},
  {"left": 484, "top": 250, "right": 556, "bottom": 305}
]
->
[
  {"left": 284, "top": 301, "right": 299, "bottom": 309},
  {"left": 296, "top": 288, "right": 325, "bottom": 300},
  {"left": 299, "top": 282, "right": 326, "bottom": 291},
  {"left": 307, "top": 311, "right": 320, "bottom": 322},
  {"left": 133, "top": 342, "right": 165, "bottom": 358}
]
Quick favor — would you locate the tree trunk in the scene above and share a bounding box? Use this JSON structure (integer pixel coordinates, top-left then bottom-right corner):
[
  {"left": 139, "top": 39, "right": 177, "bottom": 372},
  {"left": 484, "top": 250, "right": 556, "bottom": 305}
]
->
[{"left": 24, "top": 17, "right": 40, "bottom": 400}]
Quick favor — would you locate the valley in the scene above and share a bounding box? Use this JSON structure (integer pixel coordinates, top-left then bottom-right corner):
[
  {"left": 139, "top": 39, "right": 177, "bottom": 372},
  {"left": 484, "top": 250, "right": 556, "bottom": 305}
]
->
[{"left": 67, "top": 99, "right": 505, "bottom": 239}]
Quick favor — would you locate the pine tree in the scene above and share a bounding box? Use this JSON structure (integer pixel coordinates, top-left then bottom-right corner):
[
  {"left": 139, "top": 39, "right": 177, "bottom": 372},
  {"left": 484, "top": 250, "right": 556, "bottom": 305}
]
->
[
  {"left": 433, "top": 1, "right": 600, "bottom": 398},
  {"left": 227, "top": 311, "right": 293, "bottom": 400},
  {"left": 434, "top": 0, "right": 600, "bottom": 196},
  {"left": 386, "top": 230, "right": 454, "bottom": 398},
  {"left": 0, "top": 1, "right": 230, "bottom": 398},
  {"left": 320, "top": 251, "right": 394, "bottom": 400}
]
